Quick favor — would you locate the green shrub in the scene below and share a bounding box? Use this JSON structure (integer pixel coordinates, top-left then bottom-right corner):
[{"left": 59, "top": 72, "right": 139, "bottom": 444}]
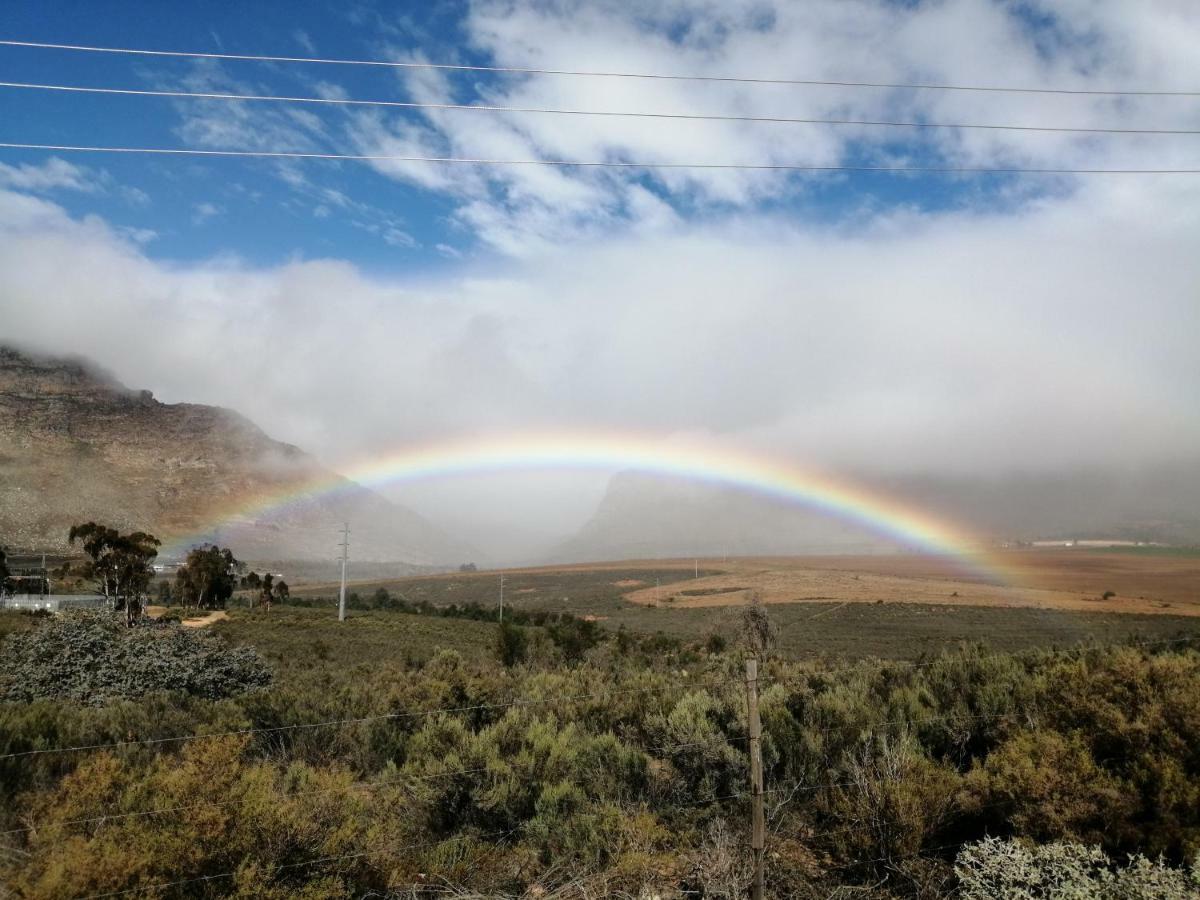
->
[
  {"left": 0, "top": 611, "right": 271, "bottom": 704},
  {"left": 956, "top": 836, "right": 1200, "bottom": 899},
  {"left": 496, "top": 620, "right": 529, "bottom": 667}
]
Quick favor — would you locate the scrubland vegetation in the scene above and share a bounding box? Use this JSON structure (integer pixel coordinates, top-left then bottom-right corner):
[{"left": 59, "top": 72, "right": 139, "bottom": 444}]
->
[{"left": 2, "top": 598, "right": 1199, "bottom": 898}]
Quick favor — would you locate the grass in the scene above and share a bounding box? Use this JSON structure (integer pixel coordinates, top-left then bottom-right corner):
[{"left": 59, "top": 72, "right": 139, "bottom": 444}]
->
[
  {"left": 292, "top": 567, "right": 712, "bottom": 618},
  {"left": 280, "top": 566, "right": 1200, "bottom": 662},
  {"left": 626, "top": 601, "right": 1200, "bottom": 660},
  {"left": 0, "top": 610, "right": 41, "bottom": 642},
  {"left": 210, "top": 605, "right": 501, "bottom": 671},
  {"left": 1085, "top": 545, "right": 1200, "bottom": 558}
]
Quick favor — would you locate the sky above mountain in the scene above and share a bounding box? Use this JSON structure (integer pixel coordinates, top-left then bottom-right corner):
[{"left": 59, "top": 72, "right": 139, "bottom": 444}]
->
[{"left": 1, "top": 1, "right": 1198, "bottom": 556}]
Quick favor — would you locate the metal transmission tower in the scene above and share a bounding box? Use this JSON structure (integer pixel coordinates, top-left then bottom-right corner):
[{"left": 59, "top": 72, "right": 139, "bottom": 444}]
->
[{"left": 337, "top": 523, "right": 350, "bottom": 622}]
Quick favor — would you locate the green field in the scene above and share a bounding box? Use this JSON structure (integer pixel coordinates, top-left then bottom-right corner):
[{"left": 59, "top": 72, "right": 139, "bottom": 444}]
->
[
  {"left": 289, "top": 566, "right": 1200, "bottom": 662},
  {"left": 1086, "top": 545, "right": 1200, "bottom": 558}
]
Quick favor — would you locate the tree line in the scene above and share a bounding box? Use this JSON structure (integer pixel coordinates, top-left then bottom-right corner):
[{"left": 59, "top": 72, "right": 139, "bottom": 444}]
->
[{"left": 3, "top": 522, "right": 288, "bottom": 623}]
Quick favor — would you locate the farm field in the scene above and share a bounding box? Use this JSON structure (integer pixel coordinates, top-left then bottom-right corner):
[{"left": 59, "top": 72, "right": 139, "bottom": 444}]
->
[
  {"left": 618, "top": 551, "right": 1200, "bottom": 615},
  {"left": 287, "top": 551, "right": 1200, "bottom": 661}
]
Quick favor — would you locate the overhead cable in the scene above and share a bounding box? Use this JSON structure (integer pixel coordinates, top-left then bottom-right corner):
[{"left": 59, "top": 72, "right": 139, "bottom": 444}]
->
[
  {"left": 0, "top": 142, "right": 1196, "bottom": 174},
  {"left": 2, "top": 39, "right": 1197, "bottom": 97},
  {"left": 3, "top": 80, "right": 1197, "bottom": 135}
]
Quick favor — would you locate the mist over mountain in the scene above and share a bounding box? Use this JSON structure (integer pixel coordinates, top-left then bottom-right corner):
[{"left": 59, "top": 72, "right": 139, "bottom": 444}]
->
[
  {"left": 549, "top": 463, "right": 1200, "bottom": 564},
  {"left": 877, "top": 466, "right": 1200, "bottom": 546},
  {"left": 0, "top": 346, "right": 476, "bottom": 565},
  {"left": 550, "top": 471, "right": 898, "bottom": 563}
]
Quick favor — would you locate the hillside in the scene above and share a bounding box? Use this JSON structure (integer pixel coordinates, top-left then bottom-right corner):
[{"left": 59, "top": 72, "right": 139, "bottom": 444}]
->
[
  {"left": 0, "top": 346, "right": 475, "bottom": 564},
  {"left": 553, "top": 462, "right": 1200, "bottom": 563},
  {"left": 551, "top": 471, "right": 896, "bottom": 562}
]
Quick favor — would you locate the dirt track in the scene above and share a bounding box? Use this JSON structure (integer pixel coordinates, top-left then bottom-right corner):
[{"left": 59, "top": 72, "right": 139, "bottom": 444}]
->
[
  {"left": 143, "top": 607, "right": 229, "bottom": 627},
  {"left": 181, "top": 610, "right": 228, "bottom": 628}
]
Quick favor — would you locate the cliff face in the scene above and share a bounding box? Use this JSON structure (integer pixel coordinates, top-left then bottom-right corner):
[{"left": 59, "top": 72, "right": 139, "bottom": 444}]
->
[{"left": 0, "top": 347, "right": 473, "bottom": 564}]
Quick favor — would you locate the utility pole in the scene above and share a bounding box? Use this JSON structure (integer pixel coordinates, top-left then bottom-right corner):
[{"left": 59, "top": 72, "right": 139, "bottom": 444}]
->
[
  {"left": 745, "top": 656, "right": 765, "bottom": 900},
  {"left": 694, "top": 557, "right": 699, "bottom": 579},
  {"left": 337, "top": 523, "right": 349, "bottom": 622},
  {"left": 498, "top": 572, "right": 505, "bottom": 623}
]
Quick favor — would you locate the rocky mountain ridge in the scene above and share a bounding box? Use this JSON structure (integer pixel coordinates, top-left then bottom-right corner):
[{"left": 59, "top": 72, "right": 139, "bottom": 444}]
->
[{"left": 0, "top": 346, "right": 474, "bottom": 564}]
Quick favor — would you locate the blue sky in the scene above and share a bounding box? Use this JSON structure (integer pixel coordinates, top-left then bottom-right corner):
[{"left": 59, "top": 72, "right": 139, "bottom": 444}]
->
[
  {"left": 2, "top": 2, "right": 479, "bottom": 270},
  {"left": 0, "top": 0, "right": 1104, "bottom": 271},
  {"left": 1, "top": 1, "right": 1198, "bottom": 558}
]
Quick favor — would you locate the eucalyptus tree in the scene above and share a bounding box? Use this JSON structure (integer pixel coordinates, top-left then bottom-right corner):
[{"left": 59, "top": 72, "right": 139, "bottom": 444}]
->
[
  {"left": 175, "top": 545, "right": 240, "bottom": 614},
  {"left": 68, "top": 523, "right": 161, "bottom": 625}
]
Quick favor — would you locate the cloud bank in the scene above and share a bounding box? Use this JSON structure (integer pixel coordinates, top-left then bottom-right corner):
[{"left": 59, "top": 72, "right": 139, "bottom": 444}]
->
[{"left": 2, "top": 1, "right": 1199, "bottom": 554}]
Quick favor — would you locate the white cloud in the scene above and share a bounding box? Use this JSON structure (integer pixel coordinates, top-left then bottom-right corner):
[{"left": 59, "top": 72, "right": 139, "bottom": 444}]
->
[
  {"left": 382, "top": 226, "right": 417, "bottom": 248},
  {"left": 191, "top": 201, "right": 223, "bottom": 224},
  {"left": 0, "top": 157, "right": 101, "bottom": 194},
  {"left": 293, "top": 29, "right": 317, "bottom": 54},
  {"left": 335, "top": 0, "right": 1200, "bottom": 253},
  {"left": 1, "top": 173, "right": 1196, "bottom": 480},
  {"left": 1, "top": 2, "right": 1198, "bottom": 550}
]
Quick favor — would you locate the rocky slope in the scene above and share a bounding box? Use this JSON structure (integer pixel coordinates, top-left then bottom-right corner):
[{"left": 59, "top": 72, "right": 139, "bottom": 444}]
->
[{"left": 0, "top": 346, "right": 474, "bottom": 564}]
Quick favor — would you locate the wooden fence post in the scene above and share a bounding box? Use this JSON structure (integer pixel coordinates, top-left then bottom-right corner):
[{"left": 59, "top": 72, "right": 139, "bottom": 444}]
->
[{"left": 746, "top": 656, "right": 765, "bottom": 899}]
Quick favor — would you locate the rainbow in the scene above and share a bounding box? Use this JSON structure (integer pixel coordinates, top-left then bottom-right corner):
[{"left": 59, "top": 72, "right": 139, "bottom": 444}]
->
[{"left": 165, "top": 431, "right": 1003, "bottom": 578}]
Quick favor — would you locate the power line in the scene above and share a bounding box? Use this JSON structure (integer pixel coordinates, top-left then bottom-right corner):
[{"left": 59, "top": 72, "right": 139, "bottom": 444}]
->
[
  {"left": 74, "top": 828, "right": 519, "bottom": 899},
  {"left": 0, "top": 672, "right": 748, "bottom": 761},
  {"left": 1, "top": 733, "right": 749, "bottom": 838},
  {"left": 3, "top": 80, "right": 1199, "bottom": 135},
  {"left": 1, "top": 142, "right": 1197, "bottom": 174},
  {"left": 1, "top": 709, "right": 1026, "bottom": 838},
  {"left": 2, "top": 39, "right": 1198, "bottom": 97},
  {"left": 61, "top": 780, "right": 1020, "bottom": 898},
  {"left": 70, "top": 783, "right": 760, "bottom": 899},
  {"left": 4, "top": 632, "right": 1193, "bottom": 762},
  {"left": 0, "top": 765, "right": 493, "bottom": 837}
]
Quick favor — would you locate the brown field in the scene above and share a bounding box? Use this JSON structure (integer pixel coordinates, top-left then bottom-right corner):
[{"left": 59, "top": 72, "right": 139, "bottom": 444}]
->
[
  {"left": 285, "top": 551, "right": 1200, "bottom": 660},
  {"left": 620, "top": 550, "right": 1200, "bottom": 615}
]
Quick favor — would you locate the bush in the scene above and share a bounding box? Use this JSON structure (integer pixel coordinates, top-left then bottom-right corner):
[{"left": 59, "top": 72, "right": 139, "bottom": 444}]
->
[
  {"left": 956, "top": 836, "right": 1200, "bottom": 899},
  {"left": 545, "top": 617, "right": 604, "bottom": 663},
  {"left": 496, "top": 621, "right": 529, "bottom": 667},
  {"left": 0, "top": 611, "right": 271, "bottom": 704}
]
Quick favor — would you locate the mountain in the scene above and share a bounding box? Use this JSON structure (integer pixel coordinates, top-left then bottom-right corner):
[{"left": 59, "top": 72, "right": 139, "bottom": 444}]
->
[
  {"left": 0, "top": 346, "right": 476, "bottom": 565},
  {"left": 875, "top": 466, "right": 1200, "bottom": 546},
  {"left": 552, "top": 462, "right": 1200, "bottom": 563},
  {"left": 550, "top": 471, "right": 897, "bottom": 562}
]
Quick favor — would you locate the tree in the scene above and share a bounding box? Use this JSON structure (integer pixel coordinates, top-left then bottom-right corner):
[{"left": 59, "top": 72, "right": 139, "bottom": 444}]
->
[
  {"left": 175, "top": 545, "right": 240, "bottom": 613},
  {"left": 495, "top": 620, "right": 528, "bottom": 667},
  {"left": 274, "top": 579, "right": 289, "bottom": 603},
  {"left": 260, "top": 572, "right": 274, "bottom": 612},
  {"left": 68, "top": 522, "right": 120, "bottom": 607},
  {"left": 68, "top": 523, "right": 160, "bottom": 626},
  {"left": 0, "top": 545, "right": 10, "bottom": 595}
]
